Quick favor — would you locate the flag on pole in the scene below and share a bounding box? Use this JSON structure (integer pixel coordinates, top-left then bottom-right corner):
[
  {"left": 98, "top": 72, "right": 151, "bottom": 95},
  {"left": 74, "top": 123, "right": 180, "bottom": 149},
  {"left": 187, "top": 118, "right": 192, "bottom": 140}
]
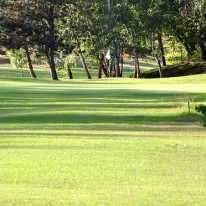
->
[{"left": 105, "top": 49, "right": 111, "bottom": 60}]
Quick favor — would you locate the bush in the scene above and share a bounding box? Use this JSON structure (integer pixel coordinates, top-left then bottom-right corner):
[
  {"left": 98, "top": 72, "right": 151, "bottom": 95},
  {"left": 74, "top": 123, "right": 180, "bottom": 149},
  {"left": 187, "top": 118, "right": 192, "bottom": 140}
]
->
[{"left": 195, "top": 105, "right": 206, "bottom": 117}]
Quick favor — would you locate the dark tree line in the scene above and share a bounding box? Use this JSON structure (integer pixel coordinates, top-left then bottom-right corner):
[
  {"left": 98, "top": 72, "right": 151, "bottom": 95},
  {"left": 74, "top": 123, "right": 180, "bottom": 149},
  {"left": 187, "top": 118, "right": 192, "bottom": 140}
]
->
[{"left": 0, "top": 0, "right": 205, "bottom": 80}]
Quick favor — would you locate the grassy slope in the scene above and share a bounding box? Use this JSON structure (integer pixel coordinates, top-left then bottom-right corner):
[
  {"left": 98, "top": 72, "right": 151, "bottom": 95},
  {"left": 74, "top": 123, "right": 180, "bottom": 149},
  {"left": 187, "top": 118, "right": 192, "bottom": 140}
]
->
[
  {"left": 142, "top": 63, "right": 206, "bottom": 78},
  {"left": 0, "top": 65, "right": 206, "bottom": 205}
]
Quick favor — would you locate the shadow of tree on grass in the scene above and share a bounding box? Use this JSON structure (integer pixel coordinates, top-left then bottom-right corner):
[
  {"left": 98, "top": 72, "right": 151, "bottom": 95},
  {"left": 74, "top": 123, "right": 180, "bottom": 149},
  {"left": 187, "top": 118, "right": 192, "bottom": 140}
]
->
[{"left": 1, "top": 112, "right": 200, "bottom": 125}]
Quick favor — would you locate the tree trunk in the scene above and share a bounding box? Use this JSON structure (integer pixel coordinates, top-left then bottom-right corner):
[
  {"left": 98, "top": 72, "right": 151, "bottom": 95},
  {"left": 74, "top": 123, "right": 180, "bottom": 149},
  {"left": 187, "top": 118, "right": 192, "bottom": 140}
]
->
[
  {"left": 134, "top": 53, "right": 141, "bottom": 78},
  {"left": 155, "top": 54, "right": 163, "bottom": 78},
  {"left": 98, "top": 53, "right": 109, "bottom": 78},
  {"left": 45, "top": 47, "right": 58, "bottom": 80},
  {"left": 24, "top": 46, "right": 37, "bottom": 79},
  {"left": 120, "top": 49, "right": 124, "bottom": 77},
  {"left": 105, "top": 59, "right": 110, "bottom": 77},
  {"left": 157, "top": 33, "right": 166, "bottom": 66},
  {"left": 184, "top": 43, "right": 192, "bottom": 63},
  {"left": 99, "top": 53, "right": 109, "bottom": 77},
  {"left": 114, "top": 50, "right": 121, "bottom": 77},
  {"left": 76, "top": 38, "right": 92, "bottom": 79},
  {"left": 102, "top": 65, "right": 109, "bottom": 77},
  {"left": 47, "top": 6, "right": 58, "bottom": 80},
  {"left": 79, "top": 51, "right": 92, "bottom": 79},
  {"left": 109, "top": 60, "right": 114, "bottom": 77},
  {"left": 67, "top": 63, "right": 73, "bottom": 79},
  {"left": 97, "top": 53, "right": 104, "bottom": 79},
  {"left": 200, "top": 42, "right": 206, "bottom": 62},
  {"left": 49, "top": 48, "right": 58, "bottom": 80}
]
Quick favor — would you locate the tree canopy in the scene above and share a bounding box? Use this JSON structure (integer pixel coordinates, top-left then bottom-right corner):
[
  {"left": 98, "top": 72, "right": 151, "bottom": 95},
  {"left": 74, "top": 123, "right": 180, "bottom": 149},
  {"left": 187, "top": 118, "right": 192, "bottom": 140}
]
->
[{"left": 0, "top": 0, "right": 205, "bottom": 79}]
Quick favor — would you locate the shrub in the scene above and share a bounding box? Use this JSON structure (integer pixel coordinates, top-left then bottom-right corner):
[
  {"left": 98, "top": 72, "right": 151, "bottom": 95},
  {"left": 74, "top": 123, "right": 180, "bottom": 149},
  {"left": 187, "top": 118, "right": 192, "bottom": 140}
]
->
[{"left": 195, "top": 105, "right": 206, "bottom": 117}]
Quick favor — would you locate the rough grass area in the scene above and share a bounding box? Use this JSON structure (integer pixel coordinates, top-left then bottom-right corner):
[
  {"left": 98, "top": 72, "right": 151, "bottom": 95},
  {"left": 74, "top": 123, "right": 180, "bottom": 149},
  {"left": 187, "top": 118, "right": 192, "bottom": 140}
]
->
[
  {"left": 142, "top": 63, "right": 206, "bottom": 78},
  {"left": 0, "top": 66, "right": 206, "bottom": 205}
]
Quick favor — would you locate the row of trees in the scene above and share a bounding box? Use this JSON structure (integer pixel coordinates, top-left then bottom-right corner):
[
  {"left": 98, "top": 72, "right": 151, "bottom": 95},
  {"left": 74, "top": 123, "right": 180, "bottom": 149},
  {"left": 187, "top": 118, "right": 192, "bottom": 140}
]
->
[{"left": 0, "top": 0, "right": 205, "bottom": 80}]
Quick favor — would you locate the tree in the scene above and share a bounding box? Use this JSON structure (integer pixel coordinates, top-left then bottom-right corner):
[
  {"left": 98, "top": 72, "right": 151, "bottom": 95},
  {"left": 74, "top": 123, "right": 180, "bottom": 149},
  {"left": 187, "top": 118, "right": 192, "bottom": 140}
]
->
[
  {"left": 0, "top": 0, "right": 75, "bottom": 80},
  {"left": 157, "top": 0, "right": 206, "bottom": 62},
  {"left": 126, "top": 1, "right": 149, "bottom": 78},
  {"left": 0, "top": 1, "right": 37, "bottom": 78},
  {"left": 7, "top": 49, "right": 28, "bottom": 77},
  {"left": 24, "top": 0, "right": 75, "bottom": 80}
]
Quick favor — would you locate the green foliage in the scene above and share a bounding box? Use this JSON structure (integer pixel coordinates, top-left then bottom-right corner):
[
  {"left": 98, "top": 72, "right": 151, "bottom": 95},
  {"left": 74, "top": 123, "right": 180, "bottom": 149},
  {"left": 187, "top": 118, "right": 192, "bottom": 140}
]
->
[
  {"left": 195, "top": 105, "right": 206, "bottom": 117},
  {"left": 6, "top": 49, "right": 27, "bottom": 69},
  {"left": 1, "top": 0, "right": 206, "bottom": 80},
  {"left": 164, "top": 40, "right": 187, "bottom": 63},
  {"left": 64, "top": 53, "right": 80, "bottom": 69},
  {"left": 57, "top": 52, "right": 79, "bottom": 78},
  {"left": 6, "top": 49, "right": 27, "bottom": 77}
]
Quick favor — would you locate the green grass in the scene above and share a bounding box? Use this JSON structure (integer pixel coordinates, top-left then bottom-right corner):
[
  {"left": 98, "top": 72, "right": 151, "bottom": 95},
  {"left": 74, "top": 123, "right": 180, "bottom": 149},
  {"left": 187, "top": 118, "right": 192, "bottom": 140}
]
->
[
  {"left": 0, "top": 65, "right": 206, "bottom": 205},
  {"left": 0, "top": 56, "right": 156, "bottom": 81}
]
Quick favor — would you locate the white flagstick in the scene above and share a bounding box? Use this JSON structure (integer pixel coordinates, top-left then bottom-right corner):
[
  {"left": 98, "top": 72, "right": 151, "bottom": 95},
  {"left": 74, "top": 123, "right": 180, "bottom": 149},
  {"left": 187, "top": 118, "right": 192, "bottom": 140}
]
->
[{"left": 105, "top": 49, "right": 111, "bottom": 60}]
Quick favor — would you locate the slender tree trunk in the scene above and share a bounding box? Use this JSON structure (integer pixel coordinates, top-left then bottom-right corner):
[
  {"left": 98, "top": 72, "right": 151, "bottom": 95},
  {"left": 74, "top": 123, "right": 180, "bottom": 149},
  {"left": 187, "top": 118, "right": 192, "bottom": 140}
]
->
[
  {"left": 157, "top": 33, "right": 166, "bottom": 66},
  {"left": 47, "top": 6, "right": 58, "bottom": 80},
  {"left": 114, "top": 50, "right": 121, "bottom": 77},
  {"left": 113, "top": 64, "right": 116, "bottom": 77},
  {"left": 67, "top": 63, "right": 73, "bottom": 79},
  {"left": 49, "top": 48, "right": 58, "bottom": 80},
  {"left": 45, "top": 48, "right": 58, "bottom": 80},
  {"left": 109, "top": 60, "right": 114, "bottom": 77},
  {"left": 24, "top": 46, "right": 37, "bottom": 79},
  {"left": 184, "top": 43, "right": 192, "bottom": 63},
  {"left": 76, "top": 38, "right": 92, "bottom": 79},
  {"left": 98, "top": 53, "right": 109, "bottom": 78},
  {"left": 134, "top": 53, "right": 141, "bottom": 78},
  {"left": 120, "top": 49, "right": 124, "bottom": 77},
  {"left": 103, "top": 65, "right": 109, "bottom": 77},
  {"left": 79, "top": 51, "right": 92, "bottom": 79},
  {"left": 155, "top": 54, "right": 163, "bottom": 78},
  {"left": 200, "top": 42, "right": 206, "bottom": 62},
  {"left": 151, "top": 33, "right": 155, "bottom": 52},
  {"left": 97, "top": 53, "right": 104, "bottom": 79}
]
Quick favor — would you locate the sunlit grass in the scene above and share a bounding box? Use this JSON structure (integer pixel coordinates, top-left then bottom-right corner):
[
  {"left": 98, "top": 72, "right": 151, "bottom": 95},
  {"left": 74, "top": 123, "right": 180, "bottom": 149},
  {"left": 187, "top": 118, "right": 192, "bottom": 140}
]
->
[{"left": 0, "top": 65, "right": 206, "bottom": 205}]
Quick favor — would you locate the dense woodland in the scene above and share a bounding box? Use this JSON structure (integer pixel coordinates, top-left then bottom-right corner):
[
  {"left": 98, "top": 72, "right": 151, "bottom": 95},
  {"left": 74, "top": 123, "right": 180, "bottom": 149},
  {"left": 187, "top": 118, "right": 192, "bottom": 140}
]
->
[{"left": 0, "top": 0, "right": 205, "bottom": 80}]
